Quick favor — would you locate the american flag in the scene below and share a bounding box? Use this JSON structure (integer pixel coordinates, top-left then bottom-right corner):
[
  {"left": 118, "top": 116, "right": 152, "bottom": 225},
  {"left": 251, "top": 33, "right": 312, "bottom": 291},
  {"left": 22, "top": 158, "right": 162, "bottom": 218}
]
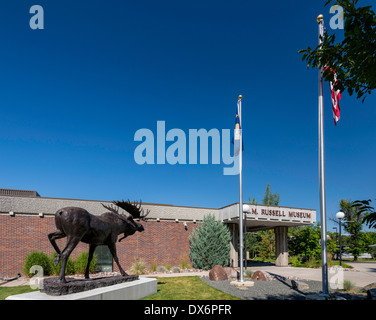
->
[
  {"left": 323, "top": 26, "right": 341, "bottom": 125},
  {"left": 325, "top": 67, "right": 341, "bottom": 125},
  {"left": 233, "top": 98, "right": 244, "bottom": 156}
]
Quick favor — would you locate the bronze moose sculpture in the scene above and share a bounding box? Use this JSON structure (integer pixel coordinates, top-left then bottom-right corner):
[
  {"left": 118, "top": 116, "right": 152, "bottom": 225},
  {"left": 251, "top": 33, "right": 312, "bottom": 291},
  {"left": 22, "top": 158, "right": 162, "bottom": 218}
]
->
[{"left": 48, "top": 200, "right": 149, "bottom": 283}]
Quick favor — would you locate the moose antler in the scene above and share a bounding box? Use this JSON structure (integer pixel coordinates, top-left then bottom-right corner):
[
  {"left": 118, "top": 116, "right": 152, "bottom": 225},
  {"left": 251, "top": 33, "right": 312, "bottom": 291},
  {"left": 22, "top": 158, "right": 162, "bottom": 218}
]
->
[
  {"left": 101, "top": 203, "right": 131, "bottom": 220},
  {"left": 101, "top": 203, "right": 119, "bottom": 214},
  {"left": 112, "top": 200, "right": 150, "bottom": 220}
]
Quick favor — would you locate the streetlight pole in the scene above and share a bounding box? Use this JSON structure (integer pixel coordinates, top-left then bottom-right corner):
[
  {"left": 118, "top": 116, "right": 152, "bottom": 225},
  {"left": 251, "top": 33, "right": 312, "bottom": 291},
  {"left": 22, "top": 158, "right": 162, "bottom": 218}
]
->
[
  {"left": 336, "top": 212, "right": 345, "bottom": 267},
  {"left": 243, "top": 204, "right": 251, "bottom": 272},
  {"left": 332, "top": 227, "right": 338, "bottom": 260},
  {"left": 339, "top": 219, "right": 342, "bottom": 267}
]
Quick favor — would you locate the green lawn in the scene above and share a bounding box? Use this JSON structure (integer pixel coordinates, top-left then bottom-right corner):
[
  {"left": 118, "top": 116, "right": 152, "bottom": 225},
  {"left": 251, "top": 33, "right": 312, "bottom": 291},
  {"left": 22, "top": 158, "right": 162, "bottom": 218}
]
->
[
  {"left": 141, "top": 276, "right": 242, "bottom": 300},
  {"left": 1, "top": 276, "right": 241, "bottom": 300},
  {"left": 0, "top": 285, "right": 37, "bottom": 300}
]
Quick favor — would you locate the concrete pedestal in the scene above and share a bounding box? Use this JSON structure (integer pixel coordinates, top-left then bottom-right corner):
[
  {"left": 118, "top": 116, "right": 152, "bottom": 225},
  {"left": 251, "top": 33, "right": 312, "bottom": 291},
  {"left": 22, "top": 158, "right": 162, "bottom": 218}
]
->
[{"left": 6, "top": 277, "right": 157, "bottom": 300}]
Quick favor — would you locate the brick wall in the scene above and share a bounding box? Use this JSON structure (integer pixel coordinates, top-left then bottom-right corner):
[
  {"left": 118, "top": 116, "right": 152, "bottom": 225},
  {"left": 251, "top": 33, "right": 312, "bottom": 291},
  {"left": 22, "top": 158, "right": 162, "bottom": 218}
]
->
[{"left": 0, "top": 214, "right": 196, "bottom": 278}]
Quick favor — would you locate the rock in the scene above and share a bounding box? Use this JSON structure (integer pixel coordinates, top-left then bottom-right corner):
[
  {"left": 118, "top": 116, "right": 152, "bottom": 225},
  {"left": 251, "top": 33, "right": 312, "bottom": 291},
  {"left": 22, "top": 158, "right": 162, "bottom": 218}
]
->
[
  {"left": 251, "top": 270, "right": 267, "bottom": 281},
  {"left": 291, "top": 280, "right": 309, "bottom": 291},
  {"left": 363, "top": 282, "right": 376, "bottom": 291},
  {"left": 224, "top": 267, "right": 239, "bottom": 279},
  {"left": 230, "top": 280, "right": 254, "bottom": 288},
  {"left": 209, "top": 265, "right": 228, "bottom": 281},
  {"left": 367, "top": 288, "right": 376, "bottom": 300}
]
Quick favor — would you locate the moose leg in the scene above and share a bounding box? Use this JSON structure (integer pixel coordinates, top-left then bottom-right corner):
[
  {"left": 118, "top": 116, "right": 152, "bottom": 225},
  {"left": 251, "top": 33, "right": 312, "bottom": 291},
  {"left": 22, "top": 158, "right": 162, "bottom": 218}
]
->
[
  {"left": 108, "top": 242, "right": 128, "bottom": 276},
  {"left": 59, "top": 236, "right": 81, "bottom": 283},
  {"left": 48, "top": 230, "right": 66, "bottom": 266},
  {"left": 85, "top": 244, "right": 97, "bottom": 279}
]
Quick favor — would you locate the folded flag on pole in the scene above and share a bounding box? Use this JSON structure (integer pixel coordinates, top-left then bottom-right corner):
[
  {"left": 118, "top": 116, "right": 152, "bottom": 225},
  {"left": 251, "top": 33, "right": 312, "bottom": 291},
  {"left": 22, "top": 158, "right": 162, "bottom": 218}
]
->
[
  {"left": 323, "top": 26, "right": 341, "bottom": 126},
  {"left": 233, "top": 98, "right": 244, "bottom": 156},
  {"left": 328, "top": 70, "right": 341, "bottom": 125}
]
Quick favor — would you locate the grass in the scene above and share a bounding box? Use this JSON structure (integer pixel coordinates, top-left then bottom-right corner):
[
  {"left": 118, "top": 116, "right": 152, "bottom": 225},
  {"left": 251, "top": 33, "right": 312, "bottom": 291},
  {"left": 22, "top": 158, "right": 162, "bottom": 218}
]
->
[
  {"left": 287, "top": 256, "right": 354, "bottom": 269},
  {"left": 0, "top": 285, "right": 37, "bottom": 300},
  {"left": 141, "top": 276, "right": 242, "bottom": 300}
]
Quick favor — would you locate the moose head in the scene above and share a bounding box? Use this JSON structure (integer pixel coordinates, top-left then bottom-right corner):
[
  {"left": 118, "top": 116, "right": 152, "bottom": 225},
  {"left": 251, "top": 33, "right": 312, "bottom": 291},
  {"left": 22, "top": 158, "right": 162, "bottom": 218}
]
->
[{"left": 102, "top": 200, "right": 150, "bottom": 241}]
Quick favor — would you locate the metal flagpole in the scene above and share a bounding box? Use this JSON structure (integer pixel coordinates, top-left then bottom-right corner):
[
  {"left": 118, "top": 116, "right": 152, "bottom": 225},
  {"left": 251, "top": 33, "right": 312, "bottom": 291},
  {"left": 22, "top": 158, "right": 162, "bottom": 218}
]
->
[
  {"left": 244, "top": 203, "right": 247, "bottom": 271},
  {"left": 238, "top": 94, "right": 244, "bottom": 282},
  {"left": 317, "top": 14, "right": 329, "bottom": 295}
]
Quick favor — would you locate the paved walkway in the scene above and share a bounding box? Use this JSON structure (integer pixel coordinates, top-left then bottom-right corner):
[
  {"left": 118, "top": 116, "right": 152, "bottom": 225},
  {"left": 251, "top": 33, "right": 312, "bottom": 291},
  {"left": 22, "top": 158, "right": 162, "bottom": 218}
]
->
[{"left": 247, "top": 262, "right": 376, "bottom": 288}]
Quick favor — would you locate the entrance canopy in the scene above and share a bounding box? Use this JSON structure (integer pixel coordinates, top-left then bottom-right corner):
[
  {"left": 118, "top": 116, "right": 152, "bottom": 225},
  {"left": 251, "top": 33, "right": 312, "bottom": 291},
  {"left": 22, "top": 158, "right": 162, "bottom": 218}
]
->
[
  {"left": 219, "top": 203, "right": 316, "bottom": 231},
  {"left": 220, "top": 204, "right": 316, "bottom": 267}
]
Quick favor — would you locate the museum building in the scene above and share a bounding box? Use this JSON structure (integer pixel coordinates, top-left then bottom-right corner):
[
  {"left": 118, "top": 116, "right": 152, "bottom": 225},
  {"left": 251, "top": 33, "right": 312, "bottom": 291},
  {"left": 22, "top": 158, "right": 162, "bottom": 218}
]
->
[{"left": 0, "top": 188, "right": 316, "bottom": 278}]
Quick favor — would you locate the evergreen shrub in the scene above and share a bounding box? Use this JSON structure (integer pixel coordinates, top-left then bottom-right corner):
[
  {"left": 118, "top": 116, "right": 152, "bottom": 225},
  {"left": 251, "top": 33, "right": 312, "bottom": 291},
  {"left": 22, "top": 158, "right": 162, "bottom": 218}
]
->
[
  {"left": 73, "top": 251, "right": 97, "bottom": 274},
  {"left": 23, "top": 251, "right": 52, "bottom": 277},
  {"left": 50, "top": 252, "right": 75, "bottom": 276},
  {"left": 189, "top": 213, "right": 231, "bottom": 270}
]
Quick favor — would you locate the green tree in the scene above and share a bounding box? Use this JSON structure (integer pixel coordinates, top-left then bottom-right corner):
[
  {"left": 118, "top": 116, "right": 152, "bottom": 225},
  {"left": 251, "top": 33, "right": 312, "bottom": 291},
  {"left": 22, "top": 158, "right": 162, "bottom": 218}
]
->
[
  {"left": 353, "top": 199, "right": 376, "bottom": 229},
  {"left": 288, "top": 224, "right": 322, "bottom": 261},
  {"left": 248, "top": 196, "right": 258, "bottom": 204},
  {"left": 246, "top": 232, "right": 258, "bottom": 259},
  {"left": 299, "top": 0, "right": 376, "bottom": 101},
  {"left": 189, "top": 213, "right": 231, "bottom": 270},
  {"left": 361, "top": 231, "right": 376, "bottom": 258},
  {"left": 289, "top": 224, "right": 337, "bottom": 263},
  {"left": 246, "top": 230, "right": 275, "bottom": 261},
  {"left": 262, "top": 183, "right": 280, "bottom": 206},
  {"left": 258, "top": 230, "right": 275, "bottom": 260},
  {"left": 339, "top": 199, "right": 365, "bottom": 261}
]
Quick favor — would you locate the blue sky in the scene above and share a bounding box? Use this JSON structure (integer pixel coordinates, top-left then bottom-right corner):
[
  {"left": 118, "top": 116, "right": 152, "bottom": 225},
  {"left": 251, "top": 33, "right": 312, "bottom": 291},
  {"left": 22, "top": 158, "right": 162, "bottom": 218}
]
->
[{"left": 1, "top": 1, "right": 375, "bottom": 232}]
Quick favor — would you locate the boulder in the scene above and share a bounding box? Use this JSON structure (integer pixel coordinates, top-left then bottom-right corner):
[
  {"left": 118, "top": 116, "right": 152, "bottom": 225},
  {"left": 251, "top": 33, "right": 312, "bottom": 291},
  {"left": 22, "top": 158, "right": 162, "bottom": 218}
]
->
[
  {"left": 291, "top": 280, "right": 309, "bottom": 291},
  {"left": 209, "top": 265, "right": 228, "bottom": 281},
  {"left": 224, "top": 267, "right": 239, "bottom": 279},
  {"left": 363, "top": 282, "right": 376, "bottom": 291},
  {"left": 251, "top": 270, "right": 267, "bottom": 281}
]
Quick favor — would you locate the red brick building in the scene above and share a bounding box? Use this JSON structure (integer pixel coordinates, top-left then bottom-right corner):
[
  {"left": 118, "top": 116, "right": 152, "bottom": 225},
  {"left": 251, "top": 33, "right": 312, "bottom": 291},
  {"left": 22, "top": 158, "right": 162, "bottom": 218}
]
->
[{"left": 0, "top": 188, "right": 316, "bottom": 278}]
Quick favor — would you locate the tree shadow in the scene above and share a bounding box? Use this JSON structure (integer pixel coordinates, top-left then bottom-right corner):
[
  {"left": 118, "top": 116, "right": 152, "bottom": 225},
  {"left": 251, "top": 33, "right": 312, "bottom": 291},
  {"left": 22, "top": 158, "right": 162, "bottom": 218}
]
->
[{"left": 247, "top": 260, "right": 275, "bottom": 267}]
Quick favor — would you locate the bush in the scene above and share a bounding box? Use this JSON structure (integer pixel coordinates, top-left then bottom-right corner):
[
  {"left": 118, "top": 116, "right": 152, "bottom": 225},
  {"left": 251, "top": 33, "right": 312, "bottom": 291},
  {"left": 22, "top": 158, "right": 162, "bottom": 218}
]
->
[
  {"left": 74, "top": 251, "right": 97, "bottom": 274},
  {"left": 189, "top": 213, "right": 231, "bottom": 270},
  {"left": 289, "top": 255, "right": 305, "bottom": 267},
  {"left": 179, "top": 255, "right": 191, "bottom": 269},
  {"left": 245, "top": 269, "right": 253, "bottom": 278},
  {"left": 50, "top": 252, "right": 75, "bottom": 276},
  {"left": 150, "top": 260, "right": 158, "bottom": 273},
  {"left": 130, "top": 258, "right": 146, "bottom": 275},
  {"left": 156, "top": 266, "right": 167, "bottom": 272},
  {"left": 172, "top": 267, "right": 181, "bottom": 273},
  {"left": 343, "top": 279, "right": 356, "bottom": 292},
  {"left": 23, "top": 251, "right": 52, "bottom": 277},
  {"left": 305, "top": 256, "right": 321, "bottom": 268}
]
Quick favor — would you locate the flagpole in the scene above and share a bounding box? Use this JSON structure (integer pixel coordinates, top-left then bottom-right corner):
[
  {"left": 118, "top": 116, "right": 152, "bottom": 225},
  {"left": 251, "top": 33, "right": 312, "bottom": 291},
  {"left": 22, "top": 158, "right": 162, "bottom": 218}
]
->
[
  {"left": 238, "top": 94, "right": 244, "bottom": 282},
  {"left": 317, "top": 14, "right": 329, "bottom": 295}
]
